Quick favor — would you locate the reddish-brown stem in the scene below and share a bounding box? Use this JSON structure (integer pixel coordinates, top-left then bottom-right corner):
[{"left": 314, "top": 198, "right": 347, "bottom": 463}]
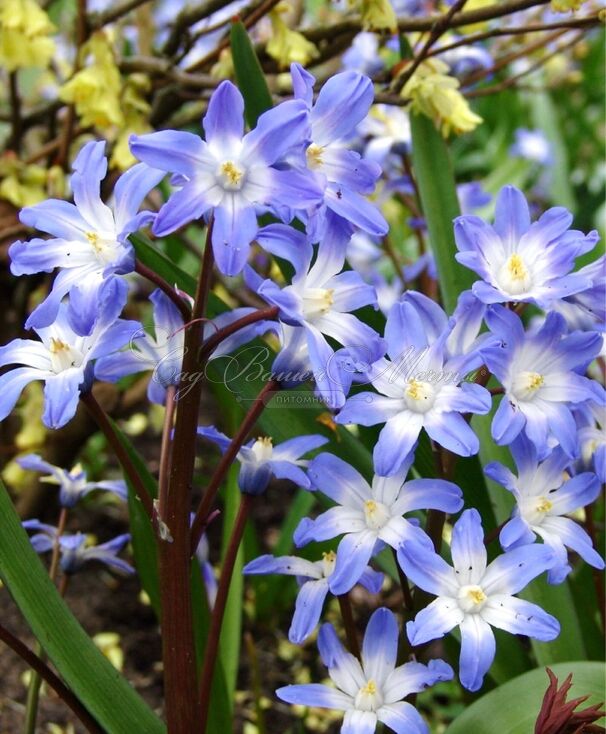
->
[
  {"left": 338, "top": 594, "right": 361, "bottom": 659},
  {"left": 0, "top": 623, "right": 103, "bottom": 734},
  {"left": 190, "top": 379, "right": 279, "bottom": 553},
  {"left": 135, "top": 260, "right": 192, "bottom": 323},
  {"left": 197, "top": 306, "right": 279, "bottom": 364},
  {"left": 198, "top": 493, "right": 253, "bottom": 732},
  {"left": 158, "top": 220, "right": 214, "bottom": 732},
  {"left": 81, "top": 392, "right": 154, "bottom": 520}
]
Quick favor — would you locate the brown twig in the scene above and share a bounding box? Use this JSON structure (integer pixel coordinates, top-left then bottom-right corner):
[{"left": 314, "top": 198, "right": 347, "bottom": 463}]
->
[
  {"left": 0, "top": 623, "right": 104, "bottom": 734},
  {"left": 134, "top": 259, "right": 192, "bottom": 322},
  {"left": 80, "top": 391, "right": 154, "bottom": 519}
]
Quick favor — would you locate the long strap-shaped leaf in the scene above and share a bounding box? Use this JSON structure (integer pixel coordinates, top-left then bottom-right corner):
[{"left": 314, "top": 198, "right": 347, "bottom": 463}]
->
[{"left": 0, "top": 480, "right": 166, "bottom": 734}]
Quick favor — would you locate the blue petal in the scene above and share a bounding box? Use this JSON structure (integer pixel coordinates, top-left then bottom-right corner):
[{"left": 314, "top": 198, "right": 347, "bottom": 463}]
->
[
  {"left": 130, "top": 130, "right": 207, "bottom": 178},
  {"left": 362, "top": 607, "right": 398, "bottom": 682},
  {"left": 373, "top": 412, "right": 424, "bottom": 476},
  {"left": 243, "top": 99, "right": 310, "bottom": 167},
  {"left": 493, "top": 185, "right": 531, "bottom": 246},
  {"left": 273, "top": 434, "right": 329, "bottom": 461},
  {"left": 377, "top": 702, "right": 428, "bottom": 734},
  {"left": 290, "top": 579, "right": 329, "bottom": 643},
  {"left": 405, "top": 597, "right": 463, "bottom": 646},
  {"left": 311, "top": 71, "right": 374, "bottom": 145},
  {"left": 153, "top": 183, "right": 214, "bottom": 237},
  {"left": 0, "top": 367, "right": 42, "bottom": 421},
  {"left": 499, "top": 516, "right": 535, "bottom": 551},
  {"left": 492, "top": 397, "right": 525, "bottom": 445},
  {"left": 276, "top": 683, "right": 350, "bottom": 710},
  {"left": 327, "top": 186, "right": 388, "bottom": 237},
  {"left": 424, "top": 411, "right": 480, "bottom": 457},
  {"left": 290, "top": 62, "right": 314, "bottom": 107},
  {"left": 481, "top": 596, "right": 560, "bottom": 641},
  {"left": 397, "top": 540, "right": 458, "bottom": 597},
  {"left": 113, "top": 163, "right": 166, "bottom": 235},
  {"left": 329, "top": 530, "right": 378, "bottom": 595},
  {"left": 202, "top": 81, "right": 244, "bottom": 147},
  {"left": 482, "top": 544, "right": 555, "bottom": 595},
  {"left": 20, "top": 199, "right": 88, "bottom": 240},
  {"left": 42, "top": 369, "right": 83, "bottom": 429},
  {"left": 212, "top": 198, "right": 258, "bottom": 276},
  {"left": 450, "top": 508, "right": 486, "bottom": 585},
  {"left": 458, "top": 615, "right": 495, "bottom": 692},
  {"left": 307, "top": 453, "right": 370, "bottom": 507}
]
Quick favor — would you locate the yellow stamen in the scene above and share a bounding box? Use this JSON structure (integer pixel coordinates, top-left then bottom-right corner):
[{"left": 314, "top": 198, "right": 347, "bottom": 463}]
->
[
  {"left": 306, "top": 143, "right": 324, "bottom": 169},
  {"left": 506, "top": 253, "right": 528, "bottom": 281},
  {"left": 536, "top": 498, "right": 553, "bottom": 513},
  {"left": 220, "top": 161, "right": 243, "bottom": 186}
]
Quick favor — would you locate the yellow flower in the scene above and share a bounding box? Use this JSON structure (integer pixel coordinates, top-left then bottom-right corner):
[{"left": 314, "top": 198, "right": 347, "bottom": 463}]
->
[
  {"left": 401, "top": 57, "right": 482, "bottom": 136},
  {"left": 60, "top": 31, "right": 123, "bottom": 130},
  {"left": 110, "top": 74, "right": 152, "bottom": 170},
  {"left": 266, "top": 3, "right": 319, "bottom": 68},
  {"left": 551, "top": 0, "right": 588, "bottom": 10},
  {"left": 0, "top": 153, "right": 47, "bottom": 207},
  {"left": 93, "top": 633, "right": 124, "bottom": 671},
  {"left": 0, "top": 0, "right": 55, "bottom": 71},
  {"left": 359, "top": 0, "right": 398, "bottom": 33}
]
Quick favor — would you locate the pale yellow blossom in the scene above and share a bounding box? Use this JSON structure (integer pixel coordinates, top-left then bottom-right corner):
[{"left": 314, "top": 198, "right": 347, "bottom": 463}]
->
[
  {"left": 0, "top": 0, "right": 55, "bottom": 71},
  {"left": 359, "top": 0, "right": 398, "bottom": 33},
  {"left": 266, "top": 3, "right": 319, "bottom": 68},
  {"left": 401, "top": 57, "right": 482, "bottom": 136}
]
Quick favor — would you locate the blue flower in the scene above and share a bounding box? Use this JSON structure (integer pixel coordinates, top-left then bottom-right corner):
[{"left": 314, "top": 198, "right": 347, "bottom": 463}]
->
[
  {"left": 16, "top": 454, "right": 126, "bottom": 508},
  {"left": 130, "top": 81, "right": 323, "bottom": 275},
  {"left": 277, "top": 607, "right": 453, "bottom": 734},
  {"left": 575, "top": 401, "right": 606, "bottom": 482},
  {"left": 510, "top": 128, "right": 554, "bottom": 166},
  {"left": 10, "top": 140, "right": 164, "bottom": 334},
  {"left": 485, "top": 436, "right": 604, "bottom": 584},
  {"left": 194, "top": 531, "right": 217, "bottom": 608},
  {"left": 336, "top": 292, "right": 491, "bottom": 475},
  {"left": 23, "top": 520, "right": 133, "bottom": 575},
  {"left": 0, "top": 279, "right": 138, "bottom": 429},
  {"left": 294, "top": 452, "right": 463, "bottom": 595},
  {"left": 398, "top": 509, "right": 559, "bottom": 692},
  {"left": 95, "top": 288, "right": 277, "bottom": 404},
  {"left": 551, "top": 255, "right": 605, "bottom": 333},
  {"left": 197, "top": 427, "right": 328, "bottom": 495},
  {"left": 252, "top": 235, "right": 385, "bottom": 409},
  {"left": 342, "top": 33, "right": 384, "bottom": 78},
  {"left": 243, "top": 551, "right": 382, "bottom": 644},
  {"left": 482, "top": 306, "right": 605, "bottom": 457},
  {"left": 454, "top": 185, "right": 599, "bottom": 307},
  {"left": 291, "top": 63, "right": 388, "bottom": 245}
]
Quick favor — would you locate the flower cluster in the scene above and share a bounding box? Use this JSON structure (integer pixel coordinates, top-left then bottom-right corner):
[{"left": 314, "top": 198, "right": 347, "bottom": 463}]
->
[{"left": 1, "top": 48, "right": 603, "bottom": 734}]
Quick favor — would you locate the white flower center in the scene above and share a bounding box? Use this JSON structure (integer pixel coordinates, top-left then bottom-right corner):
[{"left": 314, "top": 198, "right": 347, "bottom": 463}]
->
[
  {"left": 48, "top": 338, "right": 83, "bottom": 373},
  {"left": 320, "top": 550, "right": 337, "bottom": 577},
  {"left": 306, "top": 143, "right": 324, "bottom": 170},
  {"left": 251, "top": 436, "right": 273, "bottom": 462},
  {"left": 85, "top": 231, "right": 120, "bottom": 266},
  {"left": 511, "top": 371, "right": 544, "bottom": 402},
  {"left": 363, "top": 499, "right": 391, "bottom": 531},
  {"left": 457, "top": 584, "right": 487, "bottom": 613},
  {"left": 302, "top": 288, "right": 334, "bottom": 320},
  {"left": 217, "top": 160, "right": 246, "bottom": 191},
  {"left": 354, "top": 679, "right": 383, "bottom": 712},
  {"left": 521, "top": 495, "right": 553, "bottom": 525},
  {"left": 404, "top": 379, "right": 436, "bottom": 413},
  {"left": 497, "top": 253, "right": 533, "bottom": 296}
]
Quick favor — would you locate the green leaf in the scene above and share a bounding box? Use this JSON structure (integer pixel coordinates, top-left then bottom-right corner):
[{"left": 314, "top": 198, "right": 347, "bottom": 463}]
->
[
  {"left": 230, "top": 20, "right": 273, "bottom": 127},
  {"left": 520, "top": 576, "right": 587, "bottom": 665},
  {"left": 409, "top": 111, "right": 474, "bottom": 313},
  {"left": 446, "top": 662, "right": 604, "bottom": 734},
  {"left": 219, "top": 463, "right": 244, "bottom": 702},
  {"left": 0, "top": 480, "right": 165, "bottom": 734},
  {"left": 130, "top": 232, "right": 197, "bottom": 296},
  {"left": 110, "top": 419, "right": 161, "bottom": 616}
]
